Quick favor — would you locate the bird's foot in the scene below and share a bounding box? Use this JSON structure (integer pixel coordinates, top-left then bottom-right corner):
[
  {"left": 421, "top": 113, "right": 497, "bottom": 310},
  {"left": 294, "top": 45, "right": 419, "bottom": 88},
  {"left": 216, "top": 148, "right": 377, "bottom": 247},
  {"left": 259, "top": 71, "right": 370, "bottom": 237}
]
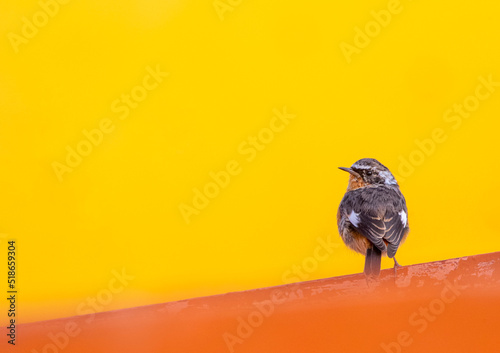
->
[{"left": 393, "top": 257, "right": 401, "bottom": 278}]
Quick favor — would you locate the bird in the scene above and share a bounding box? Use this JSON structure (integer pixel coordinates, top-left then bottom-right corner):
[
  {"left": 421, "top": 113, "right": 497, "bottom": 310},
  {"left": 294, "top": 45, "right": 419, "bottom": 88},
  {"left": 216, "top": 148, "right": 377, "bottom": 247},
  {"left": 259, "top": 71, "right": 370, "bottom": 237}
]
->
[{"left": 337, "top": 158, "right": 409, "bottom": 278}]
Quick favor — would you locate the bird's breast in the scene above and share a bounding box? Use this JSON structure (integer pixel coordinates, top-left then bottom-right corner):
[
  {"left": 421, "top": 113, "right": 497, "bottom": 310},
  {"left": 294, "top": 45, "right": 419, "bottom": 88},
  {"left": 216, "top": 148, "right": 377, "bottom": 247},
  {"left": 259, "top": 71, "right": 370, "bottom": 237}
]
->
[{"left": 346, "top": 175, "right": 367, "bottom": 191}]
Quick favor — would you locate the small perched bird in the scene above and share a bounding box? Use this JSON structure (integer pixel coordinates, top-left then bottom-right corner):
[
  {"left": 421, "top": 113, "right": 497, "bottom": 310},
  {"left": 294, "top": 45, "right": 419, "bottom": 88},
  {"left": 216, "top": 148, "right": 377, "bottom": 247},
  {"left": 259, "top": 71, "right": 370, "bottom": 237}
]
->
[{"left": 337, "top": 158, "right": 409, "bottom": 277}]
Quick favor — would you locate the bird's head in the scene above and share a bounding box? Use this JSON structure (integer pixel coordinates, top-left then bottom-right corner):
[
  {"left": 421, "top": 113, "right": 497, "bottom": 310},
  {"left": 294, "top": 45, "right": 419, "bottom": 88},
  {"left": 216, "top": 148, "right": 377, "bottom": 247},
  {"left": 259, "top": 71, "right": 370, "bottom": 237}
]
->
[{"left": 339, "top": 158, "right": 398, "bottom": 190}]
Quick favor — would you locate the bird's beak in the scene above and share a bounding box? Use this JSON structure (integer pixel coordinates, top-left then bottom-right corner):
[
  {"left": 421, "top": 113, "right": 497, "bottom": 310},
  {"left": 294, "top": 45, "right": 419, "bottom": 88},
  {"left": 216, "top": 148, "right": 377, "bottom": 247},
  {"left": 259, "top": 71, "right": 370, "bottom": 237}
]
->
[{"left": 339, "top": 167, "right": 361, "bottom": 179}]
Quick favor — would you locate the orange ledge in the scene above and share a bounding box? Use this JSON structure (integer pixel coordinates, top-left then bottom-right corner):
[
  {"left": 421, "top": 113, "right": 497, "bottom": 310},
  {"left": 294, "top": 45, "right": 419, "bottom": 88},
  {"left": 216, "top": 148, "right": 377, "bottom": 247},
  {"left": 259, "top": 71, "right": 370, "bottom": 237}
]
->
[{"left": 4, "top": 252, "right": 500, "bottom": 353}]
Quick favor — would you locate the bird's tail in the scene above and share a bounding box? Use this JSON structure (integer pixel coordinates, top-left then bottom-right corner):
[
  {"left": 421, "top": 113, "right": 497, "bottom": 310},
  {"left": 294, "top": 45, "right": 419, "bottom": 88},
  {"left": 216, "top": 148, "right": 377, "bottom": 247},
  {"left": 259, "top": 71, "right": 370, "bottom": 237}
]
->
[{"left": 364, "top": 246, "right": 382, "bottom": 277}]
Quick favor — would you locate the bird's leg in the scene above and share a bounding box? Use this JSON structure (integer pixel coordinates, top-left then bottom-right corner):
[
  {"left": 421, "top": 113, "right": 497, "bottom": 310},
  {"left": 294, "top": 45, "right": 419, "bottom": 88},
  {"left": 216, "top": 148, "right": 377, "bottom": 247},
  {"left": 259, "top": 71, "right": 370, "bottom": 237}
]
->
[{"left": 393, "top": 257, "right": 401, "bottom": 277}]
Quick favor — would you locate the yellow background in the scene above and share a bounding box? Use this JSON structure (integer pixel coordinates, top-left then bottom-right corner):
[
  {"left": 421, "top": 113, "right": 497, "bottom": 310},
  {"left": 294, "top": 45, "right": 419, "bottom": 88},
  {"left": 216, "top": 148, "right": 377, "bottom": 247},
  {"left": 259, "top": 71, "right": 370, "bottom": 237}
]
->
[{"left": 1, "top": 0, "right": 499, "bottom": 324}]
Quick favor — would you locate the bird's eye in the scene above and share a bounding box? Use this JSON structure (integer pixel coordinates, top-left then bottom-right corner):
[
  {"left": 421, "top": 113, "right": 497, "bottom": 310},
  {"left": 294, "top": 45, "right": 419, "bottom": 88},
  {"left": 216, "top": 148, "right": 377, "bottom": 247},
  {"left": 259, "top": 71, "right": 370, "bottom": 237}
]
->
[{"left": 366, "top": 171, "right": 372, "bottom": 176}]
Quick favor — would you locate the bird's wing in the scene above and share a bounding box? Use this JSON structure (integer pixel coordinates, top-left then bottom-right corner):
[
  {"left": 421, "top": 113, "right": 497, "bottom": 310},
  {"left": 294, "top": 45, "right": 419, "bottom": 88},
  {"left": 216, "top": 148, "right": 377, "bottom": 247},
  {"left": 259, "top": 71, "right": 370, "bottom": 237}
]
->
[
  {"left": 352, "top": 209, "right": 388, "bottom": 252},
  {"left": 383, "top": 206, "right": 408, "bottom": 258},
  {"left": 339, "top": 190, "right": 387, "bottom": 252},
  {"left": 340, "top": 186, "right": 408, "bottom": 257}
]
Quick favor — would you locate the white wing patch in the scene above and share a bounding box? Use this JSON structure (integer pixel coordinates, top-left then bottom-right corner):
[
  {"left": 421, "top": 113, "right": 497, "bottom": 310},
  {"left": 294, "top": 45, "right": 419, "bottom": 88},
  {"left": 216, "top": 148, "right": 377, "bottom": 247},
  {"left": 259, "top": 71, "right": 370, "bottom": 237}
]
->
[
  {"left": 348, "top": 211, "right": 361, "bottom": 227},
  {"left": 399, "top": 210, "right": 407, "bottom": 227},
  {"left": 379, "top": 171, "right": 398, "bottom": 185}
]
